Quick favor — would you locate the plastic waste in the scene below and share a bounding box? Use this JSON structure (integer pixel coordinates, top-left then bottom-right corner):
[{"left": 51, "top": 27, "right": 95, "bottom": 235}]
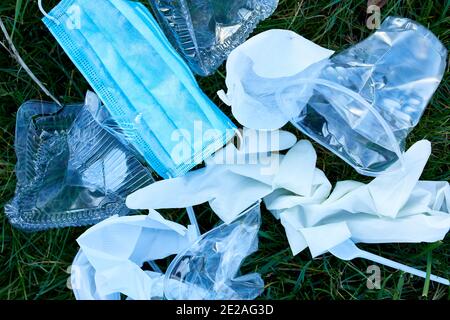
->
[
  {"left": 330, "top": 239, "right": 449, "bottom": 285},
  {"left": 5, "top": 92, "right": 154, "bottom": 232},
  {"left": 71, "top": 205, "right": 264, "bottom": 300},
  {"left": 72, "top": 210, "right": 196, "bottom": 300},
  {"left": 264, "top": 140, "right": 450, "bottom": 257},
  {"left": 71, "top": 250, "right": 121, "bottom": 300},
  {"left": 164, "top": 203, "right": 263, "bottom": 300},
  {"left": 127, "top": 135, "right": 450, "bottom": 283},
  {"left": 41, "top": 0, "right": 237, "bottom": 179},
  {"left": 127, "top": 129, "right": 297, "bottom": 223},
  {"left": 148, "top": 0, "right": 279, "bottom": 76},
  {"left": 221, "top": 17, "right": 447, "bottom": 176},
  {"left": 264, "top": 140, "right": 450, "bottom": 285}
]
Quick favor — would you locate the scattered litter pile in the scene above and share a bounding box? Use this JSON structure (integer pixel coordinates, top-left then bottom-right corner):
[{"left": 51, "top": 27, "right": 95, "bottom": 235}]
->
[{"left": 2, "top": 0, "right": 448, "bottom": 299}]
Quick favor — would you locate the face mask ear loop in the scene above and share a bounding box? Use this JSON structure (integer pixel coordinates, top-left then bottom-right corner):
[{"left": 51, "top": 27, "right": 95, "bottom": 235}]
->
[
  {"left": 0, "top": 17, "right": 62, "bottom": 106},
  {"left": 38, "top": 0, "right": 60, "bottom": 25},
  {"left": 276, "top": 78, "right": 405, "bottom": 175}
]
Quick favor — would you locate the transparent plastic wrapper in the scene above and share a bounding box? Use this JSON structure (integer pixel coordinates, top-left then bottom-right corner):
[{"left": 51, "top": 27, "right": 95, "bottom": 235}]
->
[
  {"left": 164, "top": 203, "right": 264, "bottom": 300},
  {"left": 5, "top": 93, "right": 154, "bottom": 232},
  {"left": 148, "top": 0, "right": 279, "bottom": 76},
  {"left": 224, "top": 17, "right": 447, "bottom": 175},
  {"left": 42, "top": 0, "right": 236, "bottom": 179}
]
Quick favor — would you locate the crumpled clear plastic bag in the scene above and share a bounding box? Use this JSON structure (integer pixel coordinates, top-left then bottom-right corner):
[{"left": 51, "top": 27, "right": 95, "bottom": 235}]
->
[
  {"left": 5, "top": 92, "right": 155, "bottom": 231},
  {"left": 223, "top": 17, "right": 447, "bottom": 175},
  {"left": 164, "top": 203, "right": 264, "bottom": 300},
  {"left": 148, "top": 0, "right": 279, "bottom": 76}
]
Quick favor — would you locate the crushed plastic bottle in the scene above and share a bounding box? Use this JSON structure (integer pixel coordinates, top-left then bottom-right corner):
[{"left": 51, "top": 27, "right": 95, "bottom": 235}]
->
[
  {"left": 5, "top": 92, "right": 155, "bottom": 232},
  {"left": 164, "top": 203, "right": 264, "bottom": 300},
  {"left": 148, "top": 0, "right": 279, "bottom": 76}
]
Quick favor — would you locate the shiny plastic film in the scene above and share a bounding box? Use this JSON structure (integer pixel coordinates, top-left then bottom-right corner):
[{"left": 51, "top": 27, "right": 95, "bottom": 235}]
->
[
  {"left": 5, "top": 93, "right": 155, "bottom": 232},
  {"left": 149, "top": 0, "right": 279, "bottom": 76},
  {"left": 291, "top": 17, "right": 447, "bottom": 174},
  {"left": 42, "top": 0, "right": 236, "bottom": 179},
  {"left": 164, "top": 203, "right": 264, "bottom": 300},
  {"left": 224, "top": 17, "right": 447, "bottom": 175}
]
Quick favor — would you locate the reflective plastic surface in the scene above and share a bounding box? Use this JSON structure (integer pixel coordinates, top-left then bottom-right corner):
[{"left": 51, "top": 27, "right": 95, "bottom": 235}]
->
[
  {"left": 149, "top": 0, "right": 279, "bottom": 75},
  {"left": 5, "top": 96, "right": 154, "bottom": 231}
]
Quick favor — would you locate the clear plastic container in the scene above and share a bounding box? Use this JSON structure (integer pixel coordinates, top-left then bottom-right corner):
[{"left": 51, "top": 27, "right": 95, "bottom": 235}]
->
[
  {"left": 5, "top": 94, "right": 155, "bottom": 231},
  {"left": 148, "top": 0, "right": 279, "bottom": 76}
]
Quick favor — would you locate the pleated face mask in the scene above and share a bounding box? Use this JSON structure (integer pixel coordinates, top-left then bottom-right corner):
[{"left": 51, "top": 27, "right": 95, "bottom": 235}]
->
[{"left": 40, "top": 0, "right": 236, "bottom": 178}]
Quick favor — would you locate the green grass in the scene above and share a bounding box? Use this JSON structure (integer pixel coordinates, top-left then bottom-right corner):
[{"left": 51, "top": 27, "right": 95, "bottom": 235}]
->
[{"left": 0, "top": 0, "right": 449, "bottom": 300}]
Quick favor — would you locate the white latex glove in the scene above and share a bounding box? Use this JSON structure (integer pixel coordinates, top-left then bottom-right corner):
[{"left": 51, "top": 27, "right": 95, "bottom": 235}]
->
[
  {"left": 127, "top": 129, "right": 297, "bottom": 223},
  {"left": 219, "top": 29, "right": 334, "bottom": 129},
  {"left": 265, "top": 140, "right": 450, "bottom": 257},
  {"left": 71, "top": 211, "right": 197, "bottom": 300}
]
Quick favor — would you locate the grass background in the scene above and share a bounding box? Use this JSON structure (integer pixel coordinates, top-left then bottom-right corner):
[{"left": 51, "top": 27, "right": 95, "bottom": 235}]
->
[{"left": 0, "top": 0, "right": 448, "bottom": 300}]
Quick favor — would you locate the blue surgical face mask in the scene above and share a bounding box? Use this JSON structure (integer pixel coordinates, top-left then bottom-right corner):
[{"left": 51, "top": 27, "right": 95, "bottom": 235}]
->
[{"left": 41, "top": 0, "right": 236, "bottom": 178}]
